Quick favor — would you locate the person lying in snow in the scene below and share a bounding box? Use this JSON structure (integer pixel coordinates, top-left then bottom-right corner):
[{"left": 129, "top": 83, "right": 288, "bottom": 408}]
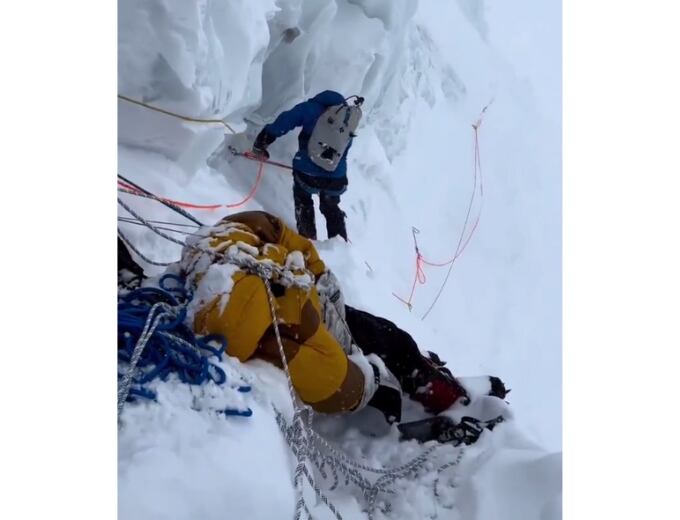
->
[{"left": 118, "top": 211, "right": 508, "bottom": 443}]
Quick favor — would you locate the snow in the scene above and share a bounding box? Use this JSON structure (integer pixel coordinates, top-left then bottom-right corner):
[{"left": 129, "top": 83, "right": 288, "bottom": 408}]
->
[
  {"left": 118, "top": 361, "right": 296, "bottom": 520},
  {"left": 185, "top": 262, "right": 239, "bottom": 321},
  {"left": 118, "top": 1, "right": 561, "bottom": 519},
  {"left": 285, "top": 249, "right": 306, "bottom": 270}
]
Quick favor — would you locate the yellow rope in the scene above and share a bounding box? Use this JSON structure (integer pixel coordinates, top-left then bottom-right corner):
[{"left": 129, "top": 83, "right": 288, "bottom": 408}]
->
[{"left": 118, "top": 94, "right": 236, "bottom": 134}]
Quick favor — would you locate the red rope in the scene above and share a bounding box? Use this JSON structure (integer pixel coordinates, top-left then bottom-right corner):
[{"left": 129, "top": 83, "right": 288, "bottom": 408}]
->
[
  {"left": 394, "top": 100, "right": 491, "bottom": 310},
  {"left": 225, "top": 159, "right": 264, "bottom": 208},
  {"left": 420, "top": 123, "right": 484, "bottom": 267},
  {"left": 117, "top": 159, "right": 265, "bottom": 211},
  {"left": 117, "top": 180, "right": 140, "bottom": 193},
  {"left": 393, "top": 254, "right": 425, "bottom": 304}
]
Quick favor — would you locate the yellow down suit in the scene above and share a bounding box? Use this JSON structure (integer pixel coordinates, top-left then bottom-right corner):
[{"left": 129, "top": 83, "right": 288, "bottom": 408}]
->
[{"left": 178, "top": 211, "right": 365, "bottom": 414}]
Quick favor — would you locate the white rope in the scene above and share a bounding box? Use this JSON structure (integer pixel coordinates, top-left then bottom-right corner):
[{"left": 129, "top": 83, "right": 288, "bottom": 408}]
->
[
  {"left": 118, "top": 197, "right": 315, "bottom": 290},
  {"left": 261, "top": 272, "right": 465, "bottom": 520}
]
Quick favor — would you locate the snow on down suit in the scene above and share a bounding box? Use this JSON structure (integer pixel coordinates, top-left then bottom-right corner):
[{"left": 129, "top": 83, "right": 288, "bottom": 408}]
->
[{"left": 178, "top": 211, "right": 370, "bottom": 414}]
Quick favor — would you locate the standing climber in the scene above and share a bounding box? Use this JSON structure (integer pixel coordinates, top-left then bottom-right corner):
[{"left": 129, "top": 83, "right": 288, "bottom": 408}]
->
[{"left": 251, "top": 90, "right": 363, "bottom": 241}]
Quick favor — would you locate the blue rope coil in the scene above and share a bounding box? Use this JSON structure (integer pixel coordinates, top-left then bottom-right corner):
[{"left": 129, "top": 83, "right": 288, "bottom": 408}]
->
[{"left": 118, "top": 273, "right": 252, "bottom": 417}]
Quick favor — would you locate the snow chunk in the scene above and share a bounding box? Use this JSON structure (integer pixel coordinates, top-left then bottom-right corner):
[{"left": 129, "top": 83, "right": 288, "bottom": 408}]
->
[
  {"left": 186, "top": 262, "right": 240, "bottom": 324},
  {"left": 284, "top": 250, "right": 305, "bottom": 270}
]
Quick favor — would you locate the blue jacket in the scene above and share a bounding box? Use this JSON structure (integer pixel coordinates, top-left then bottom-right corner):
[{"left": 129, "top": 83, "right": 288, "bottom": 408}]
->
[{"left": 262, "top": 90, "right": 353, "bottom": 179}]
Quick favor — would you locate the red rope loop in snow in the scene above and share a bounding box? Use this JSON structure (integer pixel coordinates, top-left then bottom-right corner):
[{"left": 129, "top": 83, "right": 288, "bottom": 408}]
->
[{"left": 392, "top": 252, "right": 426, "bottom": 311}]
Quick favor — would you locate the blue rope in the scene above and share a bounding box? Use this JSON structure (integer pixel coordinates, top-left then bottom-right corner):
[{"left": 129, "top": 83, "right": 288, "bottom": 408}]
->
[{"left": 118, "top": 274, "right": 252, "bottom": 417}]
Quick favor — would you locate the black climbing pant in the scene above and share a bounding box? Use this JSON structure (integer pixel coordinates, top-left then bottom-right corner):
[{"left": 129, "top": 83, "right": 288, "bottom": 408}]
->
[
  {"left": 344, "top": 306, "right": 438, "bottom": 397},
  {"left": 292, "top": 171, "right": 348, "bottom": 241}
]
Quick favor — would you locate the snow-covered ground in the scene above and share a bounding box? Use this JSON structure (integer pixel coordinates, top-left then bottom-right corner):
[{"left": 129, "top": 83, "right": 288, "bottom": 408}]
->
[{"left": 118, "top": 1, "right": 561, "bottom": 518}]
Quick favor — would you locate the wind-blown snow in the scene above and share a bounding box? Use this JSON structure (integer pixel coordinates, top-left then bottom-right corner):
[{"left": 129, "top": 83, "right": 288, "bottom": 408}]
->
[{"left": 118, "top": 1, "right": 561, "bottom": 518}]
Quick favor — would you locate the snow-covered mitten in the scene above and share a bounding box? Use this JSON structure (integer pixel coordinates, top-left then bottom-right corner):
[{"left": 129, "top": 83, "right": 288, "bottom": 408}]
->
[
  {"left": 317, "top": 270, "right": 345, "bottom": 316},
  {"left": 317, "top": 270, "right": 354, "bottom": 354}
]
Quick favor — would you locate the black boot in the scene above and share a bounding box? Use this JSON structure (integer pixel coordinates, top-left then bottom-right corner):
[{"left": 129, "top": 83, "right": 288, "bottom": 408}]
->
[
  {"left": 320, "top": 192, "right": 347, "bottom": 241},
  {"left": 293, "top": 179, "right": 317, "bottom": 240}
]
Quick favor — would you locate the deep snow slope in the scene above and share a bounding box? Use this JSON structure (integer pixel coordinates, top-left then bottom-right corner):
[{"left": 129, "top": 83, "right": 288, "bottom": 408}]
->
[{"left": 118, "top": 1, "right": 561, "bottom": 518}]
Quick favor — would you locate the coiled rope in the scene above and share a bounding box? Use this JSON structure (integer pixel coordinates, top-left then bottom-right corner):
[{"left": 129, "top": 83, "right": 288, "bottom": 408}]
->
[{"left": 117, "top": 273, "right": 252, "bottom": 422}]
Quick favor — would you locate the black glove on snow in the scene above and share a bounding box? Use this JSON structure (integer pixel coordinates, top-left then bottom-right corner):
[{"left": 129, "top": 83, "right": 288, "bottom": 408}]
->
[{"left": 488, "top": 376, "right": 510, "bottom": 400}]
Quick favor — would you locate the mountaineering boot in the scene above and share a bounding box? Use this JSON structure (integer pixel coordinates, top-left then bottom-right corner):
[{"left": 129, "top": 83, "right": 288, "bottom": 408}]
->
[
  {"left": 319, "top": 193, "right": 348, "bottom": 241},
  {"left": 398, "top": 367, "right": 509, "bottom": 445},
  {"left": 408, "top": 354, "right": 470, "bottom": 414},
  {"left": 293, "top": 181, "right": 317, "bottom": 239},
  {"left": 295, "top": 204, "right": 317, "bottom": 240}
]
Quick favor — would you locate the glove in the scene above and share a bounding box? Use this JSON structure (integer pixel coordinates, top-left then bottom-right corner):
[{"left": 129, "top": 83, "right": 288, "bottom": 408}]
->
[
  {"left": 456, "top": 376, "right": 510, "bottom": 401},
  {"left": 316, "top": 270, "right": 343, "bottom": 307},
  {"left": 488, "top": 376, "right": 510, "bottom": 400},
  {"left": 317, "top": 270, "right": 352, "bottom": 353},
  {"left": 252, "top": 130, "right": 275, "bottom": 160},
  {"left": 250, "top": 146, "right": 270, "bottom": 160}
]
